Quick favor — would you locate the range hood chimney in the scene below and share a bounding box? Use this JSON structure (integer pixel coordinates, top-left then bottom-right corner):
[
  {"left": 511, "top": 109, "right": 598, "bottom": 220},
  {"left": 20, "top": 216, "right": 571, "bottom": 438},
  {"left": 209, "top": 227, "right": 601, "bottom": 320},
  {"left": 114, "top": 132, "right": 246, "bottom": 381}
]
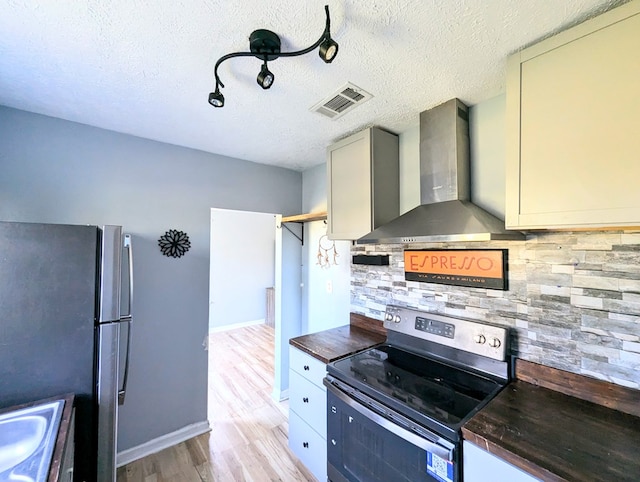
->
[{"left": 358, "top": 98, "right": 524, "bottom": 244}]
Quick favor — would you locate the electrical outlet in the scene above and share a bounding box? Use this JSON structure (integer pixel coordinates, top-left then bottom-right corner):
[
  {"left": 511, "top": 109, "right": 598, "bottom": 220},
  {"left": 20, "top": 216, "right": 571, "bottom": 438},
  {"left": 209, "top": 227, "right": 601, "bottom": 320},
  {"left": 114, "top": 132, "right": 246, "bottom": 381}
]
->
[{"left": 326, "top": 280, "right": 333, "bottom": 294}]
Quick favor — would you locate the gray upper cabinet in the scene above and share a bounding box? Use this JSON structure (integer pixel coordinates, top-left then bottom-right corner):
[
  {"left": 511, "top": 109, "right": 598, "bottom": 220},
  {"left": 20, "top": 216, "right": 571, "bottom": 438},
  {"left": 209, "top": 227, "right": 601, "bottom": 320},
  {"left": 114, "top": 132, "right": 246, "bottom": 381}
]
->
[
  {"left": 505, "top": 1, "right": 640, "bottom": 230},
  {"left": 327, "top": 127, "right": 399, "bottom": 240}
]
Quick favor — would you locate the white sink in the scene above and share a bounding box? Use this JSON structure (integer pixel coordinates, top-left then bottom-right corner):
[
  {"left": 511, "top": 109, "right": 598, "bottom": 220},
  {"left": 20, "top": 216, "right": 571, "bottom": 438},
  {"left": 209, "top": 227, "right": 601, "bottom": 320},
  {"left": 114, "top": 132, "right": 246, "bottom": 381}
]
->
[{"left": 0, "top": 400, "right": 64, "bottom": 482}]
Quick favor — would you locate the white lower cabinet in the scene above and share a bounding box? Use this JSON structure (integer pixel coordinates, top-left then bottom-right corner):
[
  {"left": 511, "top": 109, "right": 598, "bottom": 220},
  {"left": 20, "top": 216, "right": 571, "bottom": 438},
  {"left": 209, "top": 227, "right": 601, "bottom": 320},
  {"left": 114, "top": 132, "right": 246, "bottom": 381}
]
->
[
  {"left": 463, "top": 441, "right": 541, "bottom": 482},
  {"left": 288, "top": 346, "right": 327, "bottom": 482},
  {"left": 289, "top": 411, "right": 327, "bottom": 481}
]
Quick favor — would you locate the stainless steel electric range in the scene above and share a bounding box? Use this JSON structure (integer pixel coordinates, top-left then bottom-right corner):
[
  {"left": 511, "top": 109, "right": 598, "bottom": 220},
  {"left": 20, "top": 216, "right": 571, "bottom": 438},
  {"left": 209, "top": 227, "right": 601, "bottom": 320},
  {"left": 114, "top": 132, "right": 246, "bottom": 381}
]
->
[{"left": 324, "top": 305, "right": 510, "bottom": 482}]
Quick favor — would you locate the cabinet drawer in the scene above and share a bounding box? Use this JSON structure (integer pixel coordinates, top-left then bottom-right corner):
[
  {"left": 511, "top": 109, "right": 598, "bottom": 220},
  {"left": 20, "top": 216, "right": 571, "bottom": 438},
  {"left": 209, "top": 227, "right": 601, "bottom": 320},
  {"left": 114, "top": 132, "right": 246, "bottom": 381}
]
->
[
  {"left": 289, "top": 411, "right": 327, "bottom": 482},
  {"left": 289, "top": 370, "right": 327, "bottom": 437},
  {"left": 289, "top": 346, "right": 326, "bottom": 388}
]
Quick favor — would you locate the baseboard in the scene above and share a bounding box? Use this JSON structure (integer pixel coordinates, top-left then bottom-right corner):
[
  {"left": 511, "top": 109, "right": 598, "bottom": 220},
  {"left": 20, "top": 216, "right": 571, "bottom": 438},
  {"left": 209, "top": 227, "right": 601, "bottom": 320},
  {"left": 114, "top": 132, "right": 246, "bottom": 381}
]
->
[
  {"left": 116, "top": 421, "right": 211, "bottom": 467},
  {"left": 271, "top": 388, "right": 289, "bottom": 402},
  {"left": 208, "top": 318, "right": 265, "bottom": 333}
]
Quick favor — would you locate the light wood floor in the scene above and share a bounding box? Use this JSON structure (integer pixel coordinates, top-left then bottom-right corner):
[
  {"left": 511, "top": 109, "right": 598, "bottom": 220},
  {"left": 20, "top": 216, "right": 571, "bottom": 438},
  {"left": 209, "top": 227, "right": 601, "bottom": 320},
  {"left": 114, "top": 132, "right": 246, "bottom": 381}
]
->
[{"left": 117, "top": 324, "right": 316, "bottom": 481}]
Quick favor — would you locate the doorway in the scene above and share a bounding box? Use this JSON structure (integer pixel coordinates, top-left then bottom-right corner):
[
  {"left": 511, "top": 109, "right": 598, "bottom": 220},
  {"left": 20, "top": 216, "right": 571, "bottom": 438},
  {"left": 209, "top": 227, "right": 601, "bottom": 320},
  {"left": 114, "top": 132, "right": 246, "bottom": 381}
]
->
[
  {"left": 206, "top": 209, "right": 312, "bottom": 478},
  {"left": 207, "top": 208, "right": 303, "bottom": 410},
  {"left": 208, "top": 208, "right": 276, "bottom": 332}
]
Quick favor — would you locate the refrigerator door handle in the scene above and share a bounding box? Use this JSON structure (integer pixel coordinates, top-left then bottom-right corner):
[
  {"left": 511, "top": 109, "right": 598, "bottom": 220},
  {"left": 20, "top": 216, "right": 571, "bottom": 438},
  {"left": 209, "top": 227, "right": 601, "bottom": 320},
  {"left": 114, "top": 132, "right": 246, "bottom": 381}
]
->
[
  {"left": 121, "top": 234, "right": 133, "bottom": 322},
  {"left": 118, "top": 318, "right": 131, "bottom": 405},
  {"left": 118, "top": 234, "right": 133, "bottom": 405}
]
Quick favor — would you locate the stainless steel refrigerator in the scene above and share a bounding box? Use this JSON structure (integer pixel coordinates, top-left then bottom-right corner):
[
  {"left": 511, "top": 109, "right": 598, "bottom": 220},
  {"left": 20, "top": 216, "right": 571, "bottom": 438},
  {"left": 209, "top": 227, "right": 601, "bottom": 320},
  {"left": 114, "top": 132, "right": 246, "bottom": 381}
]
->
[{"left": 0, "top": 222, "right": 133, "bottom": 482}]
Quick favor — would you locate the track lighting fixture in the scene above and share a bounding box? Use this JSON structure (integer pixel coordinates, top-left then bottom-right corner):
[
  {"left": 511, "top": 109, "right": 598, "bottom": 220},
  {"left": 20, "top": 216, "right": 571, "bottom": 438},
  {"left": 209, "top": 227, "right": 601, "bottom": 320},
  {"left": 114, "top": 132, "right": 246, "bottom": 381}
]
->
[{"left": 208, "top": 5, "right": 338, "bottom": 108}]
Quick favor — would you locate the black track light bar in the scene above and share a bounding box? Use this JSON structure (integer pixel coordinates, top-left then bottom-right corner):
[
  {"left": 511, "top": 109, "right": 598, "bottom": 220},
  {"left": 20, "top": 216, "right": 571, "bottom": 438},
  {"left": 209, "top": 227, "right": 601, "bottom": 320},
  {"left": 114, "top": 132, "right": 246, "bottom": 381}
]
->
[{"left": 208, "top": 5, "right": 338, "bottom": 108}]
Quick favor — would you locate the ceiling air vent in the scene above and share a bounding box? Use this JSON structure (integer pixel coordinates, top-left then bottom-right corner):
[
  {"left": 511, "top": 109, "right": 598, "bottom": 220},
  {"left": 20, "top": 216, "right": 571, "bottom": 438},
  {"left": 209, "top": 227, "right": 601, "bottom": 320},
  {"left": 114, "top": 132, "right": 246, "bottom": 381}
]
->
[{"left": 310, "top": 82, "right": 373, "bottom": 119}]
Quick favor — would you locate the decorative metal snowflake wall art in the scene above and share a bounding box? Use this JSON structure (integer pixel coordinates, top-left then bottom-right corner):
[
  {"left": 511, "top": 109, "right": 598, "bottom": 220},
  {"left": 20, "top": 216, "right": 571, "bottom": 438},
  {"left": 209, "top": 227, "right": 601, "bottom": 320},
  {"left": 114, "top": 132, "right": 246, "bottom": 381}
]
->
[{"left": 158, "top": 229, "right": 191, "bottom": 258}]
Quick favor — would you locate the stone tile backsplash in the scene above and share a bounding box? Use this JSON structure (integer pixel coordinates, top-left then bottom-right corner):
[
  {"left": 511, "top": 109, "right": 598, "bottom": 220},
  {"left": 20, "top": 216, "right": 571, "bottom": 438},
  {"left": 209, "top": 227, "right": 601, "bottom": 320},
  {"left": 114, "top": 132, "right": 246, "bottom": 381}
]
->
[{"left": 351, "top": 231, "right": 640, "bottom": 389}]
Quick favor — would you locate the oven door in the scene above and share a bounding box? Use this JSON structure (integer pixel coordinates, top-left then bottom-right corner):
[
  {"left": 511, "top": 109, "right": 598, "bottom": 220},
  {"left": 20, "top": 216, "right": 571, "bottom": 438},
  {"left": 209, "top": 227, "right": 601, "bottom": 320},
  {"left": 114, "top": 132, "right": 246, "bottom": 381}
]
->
[{"left": 327, "top": 380, "right": 458, "bottom": 482}]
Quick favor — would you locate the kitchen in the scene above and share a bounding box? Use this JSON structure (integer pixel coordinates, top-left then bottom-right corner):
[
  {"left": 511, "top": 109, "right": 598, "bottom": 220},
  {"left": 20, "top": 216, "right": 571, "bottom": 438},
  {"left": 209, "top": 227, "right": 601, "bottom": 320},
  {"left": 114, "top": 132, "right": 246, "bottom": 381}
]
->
[{"left": 1, "top": 1, "right": 639, "bottom": 481}]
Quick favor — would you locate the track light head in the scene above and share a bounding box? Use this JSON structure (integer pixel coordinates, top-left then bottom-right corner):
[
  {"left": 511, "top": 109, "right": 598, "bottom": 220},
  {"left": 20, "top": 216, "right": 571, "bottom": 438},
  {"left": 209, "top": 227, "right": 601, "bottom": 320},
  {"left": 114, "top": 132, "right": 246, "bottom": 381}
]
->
[
  {"left": 257, "top": 61, "right": 274, "bottom": 89},
  {"left": 319, "top": 37, "right": 339, "bottom": 63},
  {"left": 208, "top": 89, "right": 224, "bottom": 108}
]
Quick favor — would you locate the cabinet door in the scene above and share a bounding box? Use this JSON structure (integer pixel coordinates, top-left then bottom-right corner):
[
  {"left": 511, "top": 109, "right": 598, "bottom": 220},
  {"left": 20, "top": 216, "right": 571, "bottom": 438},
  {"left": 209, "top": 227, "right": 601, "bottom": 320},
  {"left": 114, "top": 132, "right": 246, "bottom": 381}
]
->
[
  {"left": 327, "top": 127, "right": 399, "bottom": 240},
  {"left": 289, "top": 411, "right": 327, "bottom": 482},
  {"left": 506, "top": 3, "right": 640, "bottom": 229},
  {"left": 463, "top": 441, "right": 541, "bottom": 482},
  {"left": 327, "top": 129, "right": 372, "bottom": 239}
]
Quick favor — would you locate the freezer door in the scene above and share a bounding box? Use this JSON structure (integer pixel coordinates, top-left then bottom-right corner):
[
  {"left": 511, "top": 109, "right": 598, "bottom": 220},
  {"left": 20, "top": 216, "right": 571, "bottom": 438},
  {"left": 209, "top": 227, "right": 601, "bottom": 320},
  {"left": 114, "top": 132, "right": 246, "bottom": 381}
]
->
[{"left": 99, "top": 225, "right": 123, "bottom": 323}]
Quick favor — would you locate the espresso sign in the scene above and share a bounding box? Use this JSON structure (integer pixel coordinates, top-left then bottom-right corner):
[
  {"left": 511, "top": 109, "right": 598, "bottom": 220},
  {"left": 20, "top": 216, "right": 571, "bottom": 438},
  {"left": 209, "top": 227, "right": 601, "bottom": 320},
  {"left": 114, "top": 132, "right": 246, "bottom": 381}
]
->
[{"left": 404, "top": 249, "right": 507, "bottom": 290}]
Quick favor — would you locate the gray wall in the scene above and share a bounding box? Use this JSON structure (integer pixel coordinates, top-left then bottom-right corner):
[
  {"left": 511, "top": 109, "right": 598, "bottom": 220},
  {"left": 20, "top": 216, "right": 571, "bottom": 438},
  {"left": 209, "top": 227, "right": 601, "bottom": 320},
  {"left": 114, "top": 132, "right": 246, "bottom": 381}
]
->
[
  {"left": 398, "top": 124, "right": 420, "bottom": 214},
  {"left": 0, "top": 106, "right": 302, "bottom": 450},
  {"left": 209, "top": 209, "right": 275, "bottom": 330},
  {"left": 350, "top": 96, "right": 640, "bottom": 389},
  {"left": 301, "top": 164, "right": 351, "bottom": 333},
  {"left": 469, "top": 95, "right": 507, "bottom": 218}
]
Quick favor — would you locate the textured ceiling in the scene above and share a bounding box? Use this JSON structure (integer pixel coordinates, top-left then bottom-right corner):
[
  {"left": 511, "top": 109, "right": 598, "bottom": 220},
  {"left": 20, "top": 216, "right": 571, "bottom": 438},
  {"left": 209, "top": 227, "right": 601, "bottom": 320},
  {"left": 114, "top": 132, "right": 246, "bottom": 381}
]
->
[{"left": 0, "top": 0, "right": 627, "bottom": 171}]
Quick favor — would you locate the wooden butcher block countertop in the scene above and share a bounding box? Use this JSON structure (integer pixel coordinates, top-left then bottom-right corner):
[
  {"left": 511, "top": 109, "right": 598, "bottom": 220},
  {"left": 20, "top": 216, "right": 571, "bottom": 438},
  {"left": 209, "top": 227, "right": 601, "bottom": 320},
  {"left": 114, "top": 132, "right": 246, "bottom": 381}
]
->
[
  {"left": 289, "top": 313, "right": 386, "bottom": 364},
  {"left": 462, "top": 359, "right": 640, "bottom": 482}
]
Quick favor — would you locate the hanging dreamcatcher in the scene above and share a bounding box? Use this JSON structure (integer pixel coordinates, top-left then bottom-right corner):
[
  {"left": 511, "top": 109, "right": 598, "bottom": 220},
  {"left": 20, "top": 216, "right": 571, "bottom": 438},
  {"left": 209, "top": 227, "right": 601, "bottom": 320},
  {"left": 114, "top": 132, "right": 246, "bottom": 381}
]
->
[
  {"left": 158, "top": 229, "right": 191, "bottom": 258},
  {"left": 317, "top": 234, "right": 339, "bottom": 268}
]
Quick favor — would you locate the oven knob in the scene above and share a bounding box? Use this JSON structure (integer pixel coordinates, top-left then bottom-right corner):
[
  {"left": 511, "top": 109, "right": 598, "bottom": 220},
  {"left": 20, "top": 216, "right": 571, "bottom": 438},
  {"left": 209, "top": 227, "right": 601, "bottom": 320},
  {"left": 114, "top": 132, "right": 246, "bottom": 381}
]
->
[
  {"left": 393, "top": 315, "right": 401, "bottom": 323},
  {"left": 474, "top": 334, "right": 486, "bottom": 344},
  {"left": 489, "top": 338, "right": 501, "bottom": 348},
  {"left": 385, "top": 312, "right": 393, "bottom": 321}
]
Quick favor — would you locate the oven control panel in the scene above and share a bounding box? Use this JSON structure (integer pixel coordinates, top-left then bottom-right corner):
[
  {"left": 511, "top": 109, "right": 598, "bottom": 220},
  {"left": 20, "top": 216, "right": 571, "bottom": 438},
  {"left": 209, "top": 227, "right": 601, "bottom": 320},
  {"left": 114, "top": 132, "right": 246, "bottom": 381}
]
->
[
  {"left": 415, "top": 317, "right": 455, "bottom": 339},
  {"left": 383, "top": 305, "right": 508, "bottom": 361}
]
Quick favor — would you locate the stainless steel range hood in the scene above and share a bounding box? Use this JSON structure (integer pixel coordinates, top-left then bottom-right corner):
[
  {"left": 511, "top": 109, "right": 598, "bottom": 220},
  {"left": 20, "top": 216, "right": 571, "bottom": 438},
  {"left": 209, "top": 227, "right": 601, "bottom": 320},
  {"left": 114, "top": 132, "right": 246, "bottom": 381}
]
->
[{"left": 358, "top": 98, "right": 524, "bottom": 244}]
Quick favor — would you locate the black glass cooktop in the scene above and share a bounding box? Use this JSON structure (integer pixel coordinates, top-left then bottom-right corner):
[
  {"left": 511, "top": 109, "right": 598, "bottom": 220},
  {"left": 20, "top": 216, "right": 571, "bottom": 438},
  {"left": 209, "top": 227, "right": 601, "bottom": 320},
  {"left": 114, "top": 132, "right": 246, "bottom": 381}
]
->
[{"left": 328, "top": 344, "right": 502, "bottom": 427}]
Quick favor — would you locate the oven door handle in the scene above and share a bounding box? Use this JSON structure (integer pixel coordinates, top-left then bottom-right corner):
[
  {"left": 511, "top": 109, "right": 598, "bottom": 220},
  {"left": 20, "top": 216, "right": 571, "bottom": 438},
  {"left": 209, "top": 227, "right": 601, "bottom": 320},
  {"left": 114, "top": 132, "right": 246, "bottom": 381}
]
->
[{"left": 327, "top": 381, "right": 454, "bottom": 461}]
